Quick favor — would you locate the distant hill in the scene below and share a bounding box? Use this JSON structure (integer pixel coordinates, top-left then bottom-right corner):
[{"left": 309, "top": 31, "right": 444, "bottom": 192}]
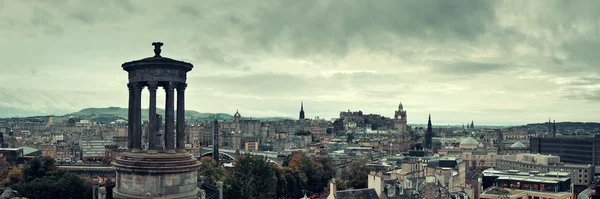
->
[
  {"left": 514, "top": 122, "right": 600, "bottom": 132},
  {"left": 67, "top": 107, "right": 293, "bottom": 122}
]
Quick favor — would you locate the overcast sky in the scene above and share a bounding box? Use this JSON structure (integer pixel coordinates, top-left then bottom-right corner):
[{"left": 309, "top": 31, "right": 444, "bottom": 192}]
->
[{"left": 0, "top": 0, "right": 599, "bottom": 125}]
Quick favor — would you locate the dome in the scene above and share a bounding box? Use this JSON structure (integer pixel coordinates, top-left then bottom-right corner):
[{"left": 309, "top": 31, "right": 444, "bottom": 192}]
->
[
  {"left": 459, "top": 137, "right": 479, "bottom": 149},
  {"left": 510, "top": 141, "right": 527, "bottom": 149}
]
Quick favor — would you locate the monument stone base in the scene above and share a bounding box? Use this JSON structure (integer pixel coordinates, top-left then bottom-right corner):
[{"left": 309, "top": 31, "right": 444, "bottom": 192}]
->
[{"left": 112, "top": 152, "right": 201, "bottom": 199}]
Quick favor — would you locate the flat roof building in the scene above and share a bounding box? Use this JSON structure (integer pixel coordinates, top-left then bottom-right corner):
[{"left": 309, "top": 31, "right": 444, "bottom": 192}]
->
[
  {"left": 530, "top": 135, "right": 599, "bottom": 165},
  {"left": 481, "top": 169, "right": 572, "bottom": 199},
  {"left": 496, "top": 153, "right": 593, "bottom": 187}
]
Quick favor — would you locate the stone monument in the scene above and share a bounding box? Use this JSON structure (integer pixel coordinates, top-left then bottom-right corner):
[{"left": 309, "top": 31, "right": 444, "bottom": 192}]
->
[{"left": 112, "top": 42, "right": 201, "bottom": 199}]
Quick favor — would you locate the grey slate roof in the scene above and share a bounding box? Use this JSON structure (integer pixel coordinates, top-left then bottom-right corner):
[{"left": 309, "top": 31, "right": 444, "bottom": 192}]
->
[{"left": 335, "top": 188, "right": 379, "bottom": 199}]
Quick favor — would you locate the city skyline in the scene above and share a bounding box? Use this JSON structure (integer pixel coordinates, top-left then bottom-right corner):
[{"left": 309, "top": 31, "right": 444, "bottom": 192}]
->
[{"left": 1, "top": 1, "right": 599, "bottom": 125}]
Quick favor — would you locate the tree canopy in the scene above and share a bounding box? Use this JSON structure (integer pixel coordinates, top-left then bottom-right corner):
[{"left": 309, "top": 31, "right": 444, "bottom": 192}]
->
[
  {"left": 0, "top": 157, "right": 11, "bottom": 186},
  {"left": 197, "top": 157, "right": 226, "bottom": 185},
  {"left": 225, "top": 155, "right": 278, "bottom": 199},
  {"left": 224, "top": 152, "right": 336, "bottom": 199},
  {"left": 10, "top": 156, "right": 93, "bottom": 199},
  {"left": 342, "top": 159, "right": 374, "bottom": 189}
]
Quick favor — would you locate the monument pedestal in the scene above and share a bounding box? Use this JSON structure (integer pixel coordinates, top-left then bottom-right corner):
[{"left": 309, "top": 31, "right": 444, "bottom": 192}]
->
[{"left": 112, "top": 152, "right": 201, "bottom": 199}]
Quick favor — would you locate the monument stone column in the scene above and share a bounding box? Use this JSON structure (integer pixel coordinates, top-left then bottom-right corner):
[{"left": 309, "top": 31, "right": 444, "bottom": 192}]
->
[
  {"left": 127, "top": 83, "right": 134, "bottom": 151},
  {"left": 147, "top": 81, "right": 158, "bottom": 154},
  {"left": 165, "top": 82, "right": 175, "bottom": 153},
  {"left": 132, "top": 82, "right": 143, "bottom": 153},
  {"left": 176, "top": 83, "right": 187, "bottom": 153}
]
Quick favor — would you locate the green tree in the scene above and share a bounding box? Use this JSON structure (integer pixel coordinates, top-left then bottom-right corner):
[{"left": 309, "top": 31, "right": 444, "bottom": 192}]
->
[
  {"left": 12, "top": 172, "right": 93, "bottom": 199},
  {"left": 286, "top": 152, "right": 335, "bottom": 194},
  {"left": 342, "top": 159, "right": 374, "bottom": 189},
  {"left": 11, "top": 156, "right": 93, "bottom": 199},
  {"left": 0, "top": 157, "right": 11, "bottom": 186},
  {"left": 197, "top": 157, "right": 226, "bottom": 184},
  {"left": 275, "top": 167, "right": 307, "bottom": 199},
  {"left": 3, "top": 167, "right": 22, "bottom": 185},
  {"left": 225, "top": 155, "right": 277, "bottom": 199}
]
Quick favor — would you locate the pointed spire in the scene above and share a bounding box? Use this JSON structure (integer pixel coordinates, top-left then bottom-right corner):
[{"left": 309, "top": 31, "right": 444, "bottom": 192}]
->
[
  {"left": 425, "top": 113, "right": 432, "bottom": 150},
  {"left": 299, "top": 101, "right": 305, "bottom": 120}
]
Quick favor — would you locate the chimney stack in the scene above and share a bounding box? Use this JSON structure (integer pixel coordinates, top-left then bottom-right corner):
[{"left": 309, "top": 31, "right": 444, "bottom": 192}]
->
[{"left": 328, "top": 179, "right": 337, "bottom": 199}]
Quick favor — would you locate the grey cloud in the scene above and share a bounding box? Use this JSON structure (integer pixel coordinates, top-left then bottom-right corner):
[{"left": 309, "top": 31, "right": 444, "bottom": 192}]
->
[
  {"left": 437, "top": 61, "right": 508, "bottom": 75},
  {"left": 2, "top": 1, "right": 600, "bottom": 124},
  {"left": 178, "top": 6, "right": 203, "bottom": 18},
  {"left": 190, "top": 73, "right": 309, "bottom": 96},
  {"left": 239, "top": 0, "right": 496, "bottom": 57},
  {"left": 561, "top": 76, "right": 600, "bottom": 101},
  {"left": 192, "top": 45, "right": 248, "bottom": 70},
  {"left": 562, "top": 38, "right": 600, "bottom": 69},
  {"left": 30, "top": 6, "right": 64, "bottom": 35},
  {"left": 43, "top": 0, "right": 141, "bottom": 25},
  {"left": 563, "top": 89, "right": 600, "bottom": 102},
  {"left": 190, "top": 72, "right": 410, "bottom": 99}
]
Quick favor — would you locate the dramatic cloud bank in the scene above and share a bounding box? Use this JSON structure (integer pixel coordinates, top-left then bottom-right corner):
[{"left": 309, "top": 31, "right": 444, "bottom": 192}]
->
[{"left": 0, "top": 0, "right": 599, "bottom": 125}]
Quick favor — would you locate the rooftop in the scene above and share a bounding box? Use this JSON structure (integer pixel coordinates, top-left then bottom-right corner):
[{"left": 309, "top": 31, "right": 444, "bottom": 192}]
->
[
  {"left": 335, "top": 188, "right": 379, "bottom": 199},
  {"left": 481, "top": 187, "right": 571, "bottom": 197},
  {"left": 483, "top": 169, "right": 570, "bottom": 182}
]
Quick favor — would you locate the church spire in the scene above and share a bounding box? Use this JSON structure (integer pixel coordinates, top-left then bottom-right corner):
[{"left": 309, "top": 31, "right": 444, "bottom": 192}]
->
[
  {"left": 299, "top": 101, "right": 305, "bottom": 120},
  {"left": 425, "top": 113, "right": 433, "bottom": 149}
]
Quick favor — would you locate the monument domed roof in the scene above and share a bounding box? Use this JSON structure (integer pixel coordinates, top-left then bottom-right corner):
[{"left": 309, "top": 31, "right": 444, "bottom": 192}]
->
[
  {"left": 122, "top": 42, "right": 193, "bottom": 71},
  {"left": 510, "top": 141, "right": 527, "bottom": 149},
  {"left": 459, "top": 137, "right": 479, "bottom": 147}
]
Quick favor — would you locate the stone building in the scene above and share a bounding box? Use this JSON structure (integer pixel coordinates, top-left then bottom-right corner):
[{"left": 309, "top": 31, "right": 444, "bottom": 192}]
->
[
  {"left": 496, "top": 153, "right": 594, "bottom": 186},
  {"left": 438, "top": 137, "right": 498, "bottom": 170},
  {"left": 193, "top": 110, "right": 330, "bottom": 152},
  {"left": 480, "top": 169, "right": 572, "bottom": 199},
  {"left": 80, "top": 138, "right": 114, "bottom": 161},
  {"left": 503, "top": 130, "right": 530, "bottom": 140}
]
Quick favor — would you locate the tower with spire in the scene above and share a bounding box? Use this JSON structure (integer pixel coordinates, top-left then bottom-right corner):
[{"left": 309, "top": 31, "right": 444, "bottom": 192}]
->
[
  {"left": 299, "top": 101, "right": 305, "bottom": 120},
  {"left": 470, "top": 120, "right": 474, "bottom": 129},
  {"left": 392, "top": 102, "right": 410, "bottom": 152},
  {"left": 233, "top": 109, "right": 241, "bottom": 122},
  {"left": 425, "top": 114, "right": 433, "bottom": 149}
]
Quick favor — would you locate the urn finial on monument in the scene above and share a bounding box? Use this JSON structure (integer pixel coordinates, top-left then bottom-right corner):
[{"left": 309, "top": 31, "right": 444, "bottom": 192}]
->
[{"left": 152, "top": 42, "right": 163, "bottom": 57}]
